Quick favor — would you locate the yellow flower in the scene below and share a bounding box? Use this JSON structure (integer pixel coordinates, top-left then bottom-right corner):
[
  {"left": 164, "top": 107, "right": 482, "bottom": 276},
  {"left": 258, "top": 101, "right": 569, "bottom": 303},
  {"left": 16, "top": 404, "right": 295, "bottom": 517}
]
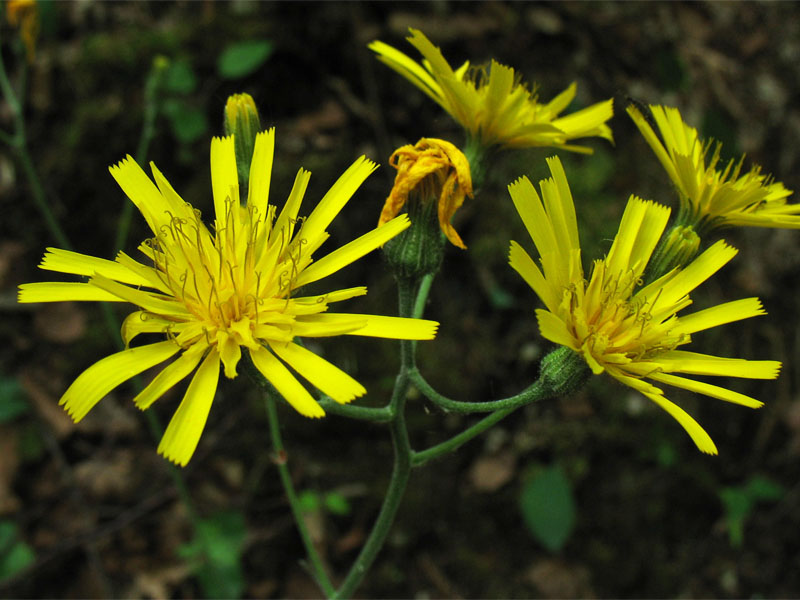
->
[
  {"left": 628, "top": 104, "right": 797, "bottom": 231},
  {"left": 508, "top": 156, "right": 780, "bottom": 454},
  {"left": 19, "top": 131, "right": 438, "bottom": 466},
  {"left": 379, "top": 138, "right": 472, "bottom": 249},
  {"left": 6, "top": 0, "right": 39, "bottom": 63},
  {"left": 369, "top": 29, "right": 614, "bottom": 152}
]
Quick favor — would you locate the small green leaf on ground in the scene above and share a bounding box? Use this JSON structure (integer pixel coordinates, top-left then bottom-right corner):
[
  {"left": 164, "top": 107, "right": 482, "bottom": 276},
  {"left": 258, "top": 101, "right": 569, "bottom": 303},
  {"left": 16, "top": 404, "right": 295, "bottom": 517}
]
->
[
  {"left": 0, "top": 521, "right": 35, "bottom": 582},
  {"left": 178, "top": 511, "right": 247, "bottom": 599},
  {"left": 0, "top": 377, "right": 29, "bottom": 423},
  {"left": 519, "top": 464, "right": 576, "bottom": 553}
]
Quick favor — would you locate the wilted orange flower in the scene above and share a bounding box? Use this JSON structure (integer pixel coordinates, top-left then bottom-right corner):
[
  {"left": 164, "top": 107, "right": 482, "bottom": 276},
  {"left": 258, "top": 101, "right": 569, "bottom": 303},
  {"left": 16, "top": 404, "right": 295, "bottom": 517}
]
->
[
  {"left": 6, "top": 0, "right": 39, "bottom": 63},
  {"left": 379, "top": 138, "right": 473, "bottom": 249}
]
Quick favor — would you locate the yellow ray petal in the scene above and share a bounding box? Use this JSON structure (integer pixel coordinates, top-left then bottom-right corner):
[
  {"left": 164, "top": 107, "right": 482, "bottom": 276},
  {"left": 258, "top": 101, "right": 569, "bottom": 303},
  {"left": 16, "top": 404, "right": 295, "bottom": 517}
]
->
[
  {"left": 114, "top": 251, "right": 173, "bottom": 294},
  {"left": 341, "top": 314, "right": 438, "bottom": 340},
  {"left": 109, "top": 156, "right": 172, "bottom": 236},
  {"left": 551, "top": 99, "right": 614, "bottom": 141},
  {"left": 291, "top": 315, "right": 368, "bottom": 337},
  {"left": 39, "top": 247, "right": 151, "bottom": 287},
  {"left": 655, "top": 241, "right": 737, "bottom": 310},
  {"left": 535, "top": 309, "right": 577, "bottom": 351},
  {"left": 157, "top": 350, "right": 221, "bottom": 466},
  {"left": 60, "top": 340, "right": 180, "bottom": 421},
  {"left": 509, "top": 241, "right": 556, "bottom": 312},
  {"left": 293, "top": 286, "right": 368, "bottom": 306},
  {"left": 627, "top": 105, "right": 680, "bottom": 187},
  {"left": 298, "top": 156, "right": 379, "bottom": 250},
  {"left": 120, "top": 310, "right": 177, "bottom": 346},
  {"left": 247, "top": 128, "right": 276, "bottom": 219},
  {"left": 89, "top": 274, "right": 191, "bottom": 317},
  {"left": 543, "top": 156, "right": 580, "bottom": 252},
  {"left": 294, "top": 215, "right": 410, "bottom": 288},
  {"left": 648, "top": 372, "right": 764, "bottom": 409},
  {"left": 643, "top": 391, "right": 718, "bottom": 455},
  {"left": 652, "top": 350, "right": 781, "bottom": 379},
  {"left": 273, "top": 167, "right": 311, "bottom": 245},
  {"left": 18, "top": 282, "right": 124, "bottom": 303},
  {"left": 671, "top": 298, "right": 766, "bottom": 336},
  {"left": 133, "top": 344, "right": 207, "bottom": 410},
  {"left": 249, "top": 347, "right": 324, "bottom": 417},
  {"left": 210, "top": 136, "right": 239, "bottom": 227},
  {"left": 269, "top": 341, "right": 366, "bottom": 405},
  {"left": 368, "top": 40, "right": 444, "bottom": 105},
  {"left": 149, "top": 161, "right": 198, "bottom": 224},
  {"left": 508, "top": 176, "right": 559, "bottom": 259}
]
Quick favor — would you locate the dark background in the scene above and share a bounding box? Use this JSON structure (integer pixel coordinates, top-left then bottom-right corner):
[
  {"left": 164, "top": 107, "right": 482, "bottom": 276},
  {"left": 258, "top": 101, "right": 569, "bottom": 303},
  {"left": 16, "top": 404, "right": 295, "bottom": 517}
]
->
[{"left": 2, "top": 2, "right": 800, "bottom": 598}]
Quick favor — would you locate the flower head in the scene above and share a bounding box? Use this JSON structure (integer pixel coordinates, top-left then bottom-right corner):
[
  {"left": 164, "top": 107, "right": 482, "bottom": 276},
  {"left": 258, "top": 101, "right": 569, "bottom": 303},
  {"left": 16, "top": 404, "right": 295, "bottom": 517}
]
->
[
  {"left": 369, "top": 29, "right": 614, "bottom": 152},
  {"left": 379, "top": 138, "right": 472, "bottom": 249},
  {"left": 508, "top": 156, "right": 780, "bottom": 454},
  {"left": 19, "top": 131, "right": 438, "bottom": 465},
  {"left": 628, "top": 104, "right": 796, "bottom": 231}
]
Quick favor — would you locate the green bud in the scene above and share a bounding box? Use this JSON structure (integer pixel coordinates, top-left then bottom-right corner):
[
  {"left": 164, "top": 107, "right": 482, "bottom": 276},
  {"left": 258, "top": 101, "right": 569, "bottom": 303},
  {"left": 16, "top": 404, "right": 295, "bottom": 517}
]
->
[
  {"left": 538, "top": 346, "right": 591, "bottom": 398},
  {"left": 644, "top": 224, "right": 701, "bottom": 283},
  {"left": 382, "top": 190, "right": 446, "bottom": 281},
  {"left": 224, "top": 93, "right": 261, "bottom": 197}
]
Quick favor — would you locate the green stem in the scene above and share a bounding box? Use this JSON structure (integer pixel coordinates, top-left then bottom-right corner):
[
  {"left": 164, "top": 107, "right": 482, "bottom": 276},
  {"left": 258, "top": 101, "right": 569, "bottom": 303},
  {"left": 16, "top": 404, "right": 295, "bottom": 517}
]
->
[
  {"left": 332, "top": 277, "right": 418, "bottom": 599},
  {"left": 264, "top": 394, "right": 336, "bottom": 597},
  {"left": 333, "top": 404, "right": 412, "bottom": 599},
  {"left": 411, "top": 406, "right": 516, "bottom": 467},
  {"left": 408, "top": 367, "right": 544, "bottom": 413},
  {"left": 0, "top": 49, "right": 72, "bottom": 250},
  {"left": 114, "top": 58, "right": 166, "bottom": 253},
  {"left": 412, "top": 273, "right": 434, "bottom": 320},
  {"left": 316, "top": 397, "right": 393, "bottom": 422}
]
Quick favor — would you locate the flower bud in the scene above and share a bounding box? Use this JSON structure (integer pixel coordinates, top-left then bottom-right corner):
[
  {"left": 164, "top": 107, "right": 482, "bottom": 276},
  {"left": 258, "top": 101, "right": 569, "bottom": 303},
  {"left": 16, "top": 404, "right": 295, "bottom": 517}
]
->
[
  {"left": 224, "top": 93, "right": 261, "bottom": 194},
  {"left": 644, "top": 224, "right": 701, "bottom": 283}
]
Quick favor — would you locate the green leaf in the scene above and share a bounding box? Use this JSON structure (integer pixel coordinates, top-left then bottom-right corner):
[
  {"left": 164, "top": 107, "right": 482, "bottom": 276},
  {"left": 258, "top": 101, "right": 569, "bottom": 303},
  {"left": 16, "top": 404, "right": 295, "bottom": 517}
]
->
[
  {"left": 164, "top": 60, "right": 197, "bottom": 95},
  {"left": 178, "top": 511, "right": 247, "bottom": 599},
  {"left": 218, "top": 40, "right": 274, "bottom": 80},
  {"left": 0, "top": 377, "right": 29, "bottom": 422},
  {"left": 0, "top": 521, "right": 35, "bottom": 582},
  {"left": 519, "top": 464, "right": 576, "bottom": 553},
  {"left": 163, "top": 99, "right": 208, "bottom": 144},
  {"left": 323, "top": 492, "right": 351, "bottom": 516}
]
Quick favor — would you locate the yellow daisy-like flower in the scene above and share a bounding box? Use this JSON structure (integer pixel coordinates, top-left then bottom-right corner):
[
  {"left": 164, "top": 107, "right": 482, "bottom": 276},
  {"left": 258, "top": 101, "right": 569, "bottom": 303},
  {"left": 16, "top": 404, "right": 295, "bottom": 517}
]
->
[
  {"left": 379, "top": 138, "right": 473, "bottom": 249},
  {"left": 19, "top": 131, "right": 438, "bottom": 466},
  {"left": 508, "top": 156, "right": 780, "bottom": 454},
  {"left": 369, "top": 28, "right": 614, "bottom": 152},
  {"left": 628, "top": 104, "right": 797, "bottom": 231}
]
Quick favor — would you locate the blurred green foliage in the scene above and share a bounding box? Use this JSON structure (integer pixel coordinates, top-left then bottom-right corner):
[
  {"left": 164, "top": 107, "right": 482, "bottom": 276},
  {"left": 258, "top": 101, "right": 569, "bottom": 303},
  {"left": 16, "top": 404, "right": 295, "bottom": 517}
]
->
[
  {"left": 299, "top": 489, "right": 353, "bottom": 516},
  {"left": 161, "top": 59, "right": 208, "bottom": 145},
  {"left": 0, "top": 521, "right": 34, "bottom": 583},
  {"left": 178, "top": 511, "right": 248, "bottom": 599},
  {"left": 719, "top": 476, "right": 784, "bottom": 548},
  {"left": 0, "top": 377, "right": 29, "bottom": 423},
  {"left": 655, "top": 48, "right": 690, "bottom": 93}
]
